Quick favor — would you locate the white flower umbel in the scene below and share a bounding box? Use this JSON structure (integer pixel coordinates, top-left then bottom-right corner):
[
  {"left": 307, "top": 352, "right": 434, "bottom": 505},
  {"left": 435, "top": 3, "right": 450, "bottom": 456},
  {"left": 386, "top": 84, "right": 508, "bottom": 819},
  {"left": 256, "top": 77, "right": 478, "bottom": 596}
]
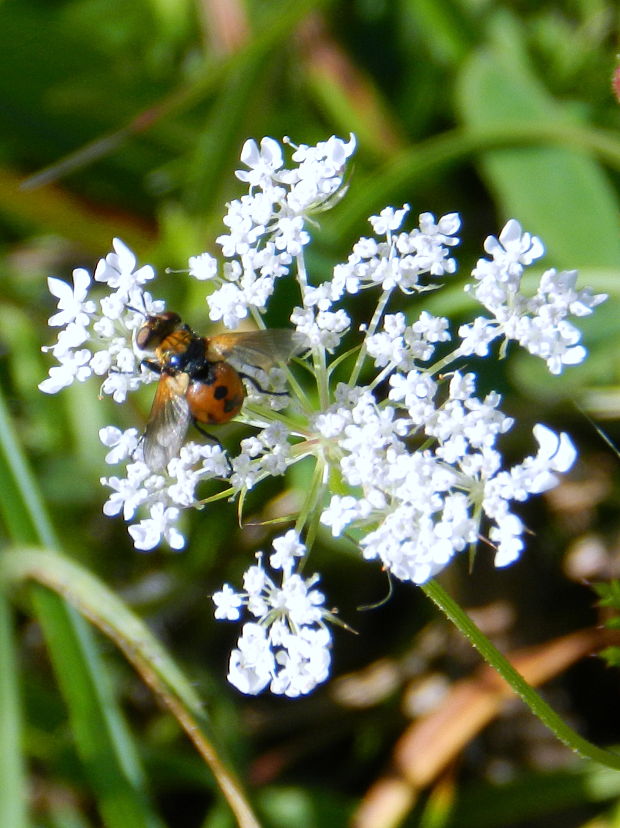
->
[
  {"left": 458, "top": 219, "right": 606, "bottom": 373},
  {"left": 40, "top": 135, "right": 606, "bottom": 694},
  {"left": 39, "top": 238, "right": 161, "bottom": 397},
  {"left": 212, "top": 532, "right": 332, "bottom": 697}
]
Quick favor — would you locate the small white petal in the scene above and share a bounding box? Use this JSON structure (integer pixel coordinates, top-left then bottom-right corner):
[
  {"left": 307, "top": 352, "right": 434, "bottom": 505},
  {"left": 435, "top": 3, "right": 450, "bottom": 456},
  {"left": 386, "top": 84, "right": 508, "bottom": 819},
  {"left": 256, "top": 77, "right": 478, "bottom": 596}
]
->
[{"left": 533, "top": 425, "right": 576, "bottom": 472}]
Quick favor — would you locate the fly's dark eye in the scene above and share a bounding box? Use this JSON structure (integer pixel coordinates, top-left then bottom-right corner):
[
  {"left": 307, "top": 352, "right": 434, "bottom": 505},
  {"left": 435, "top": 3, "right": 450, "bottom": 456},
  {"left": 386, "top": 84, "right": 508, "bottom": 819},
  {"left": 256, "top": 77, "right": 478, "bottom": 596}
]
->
[{"left": 136, "top": 326, "right": 155, "bottom": 350}]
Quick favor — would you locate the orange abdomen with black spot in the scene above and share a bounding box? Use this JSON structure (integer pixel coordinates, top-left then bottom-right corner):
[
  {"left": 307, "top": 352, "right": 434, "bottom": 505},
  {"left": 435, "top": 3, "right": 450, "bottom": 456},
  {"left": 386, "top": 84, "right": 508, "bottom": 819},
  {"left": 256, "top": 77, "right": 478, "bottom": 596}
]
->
[{"left": 185, "top": 361, "right": 246, "bottom": 425}]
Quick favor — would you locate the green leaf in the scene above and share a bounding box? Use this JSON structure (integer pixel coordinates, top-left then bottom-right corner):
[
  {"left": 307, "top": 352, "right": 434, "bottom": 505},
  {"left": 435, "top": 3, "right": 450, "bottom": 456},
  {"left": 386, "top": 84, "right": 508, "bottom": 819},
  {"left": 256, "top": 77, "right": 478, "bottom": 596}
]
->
[
  {"left": 594, "top": 580, "right": 620, "bottom": 609},
  {"left": 599, "top": 646, "right": 620, "bottom": 668},
  {"left": 446, "top": 762, "right": 620, "bottom": 827},
  {"left": 455, "top": 11, "right": 620, "bottom": 269}
]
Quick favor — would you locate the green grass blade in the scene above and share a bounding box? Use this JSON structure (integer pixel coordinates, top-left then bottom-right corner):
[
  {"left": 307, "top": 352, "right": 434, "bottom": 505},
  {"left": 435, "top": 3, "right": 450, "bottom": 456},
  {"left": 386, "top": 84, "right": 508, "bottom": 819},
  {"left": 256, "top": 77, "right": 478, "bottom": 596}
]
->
[
  {"left": 321, "top": 120, "right": 620, "bottom": 248},
  {"left": 0, "top": 388, "right": 166, "bottom": 828},
  {"left": 2, "top": 547, "right": 260, "bottom": 828},
  {"left": 20, "top": 0, "right": 334, "bottom": 191},
  {"left": 31, "top": 591, "right": 166, "bottom": 828},
  {"left": 0, "top": 592, "right": 27, "bottom": 828}
]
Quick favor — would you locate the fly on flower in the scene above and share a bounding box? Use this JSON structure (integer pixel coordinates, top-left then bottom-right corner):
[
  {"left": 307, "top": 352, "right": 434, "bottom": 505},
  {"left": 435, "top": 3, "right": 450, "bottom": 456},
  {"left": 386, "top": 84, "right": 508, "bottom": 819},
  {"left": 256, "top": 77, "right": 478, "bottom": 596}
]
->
[{"left": 135, "top": 309, "right": 303, "bottom": 471}]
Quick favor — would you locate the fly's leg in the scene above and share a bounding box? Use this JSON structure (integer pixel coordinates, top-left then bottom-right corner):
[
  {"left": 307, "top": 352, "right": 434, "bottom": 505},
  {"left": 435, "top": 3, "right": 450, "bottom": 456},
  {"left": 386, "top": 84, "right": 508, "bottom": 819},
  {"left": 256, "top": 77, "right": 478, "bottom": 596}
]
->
[
  {"left": 238, "top": 371, "right": 289, "bottom": 397},
  {"left": 192, "top": 422, "right": 233, "bottom": 476}
]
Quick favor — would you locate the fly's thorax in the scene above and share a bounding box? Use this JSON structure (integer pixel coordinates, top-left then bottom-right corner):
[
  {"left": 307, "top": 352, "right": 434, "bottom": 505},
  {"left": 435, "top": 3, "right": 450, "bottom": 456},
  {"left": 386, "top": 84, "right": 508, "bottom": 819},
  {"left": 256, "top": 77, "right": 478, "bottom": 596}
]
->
[{"left": 159, "top": 330, "right": 205, "bottom": 373}]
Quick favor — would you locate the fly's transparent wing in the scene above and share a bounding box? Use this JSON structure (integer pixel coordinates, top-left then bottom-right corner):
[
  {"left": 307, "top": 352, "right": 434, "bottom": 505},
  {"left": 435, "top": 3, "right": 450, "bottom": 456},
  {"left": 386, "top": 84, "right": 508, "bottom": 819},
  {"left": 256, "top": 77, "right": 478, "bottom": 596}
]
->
[
  {"left": 143, "top": 373, "right": 192, "bottom": 471},
  {"left": 205, "top": 329, "right": 306, "bottom": 370}
]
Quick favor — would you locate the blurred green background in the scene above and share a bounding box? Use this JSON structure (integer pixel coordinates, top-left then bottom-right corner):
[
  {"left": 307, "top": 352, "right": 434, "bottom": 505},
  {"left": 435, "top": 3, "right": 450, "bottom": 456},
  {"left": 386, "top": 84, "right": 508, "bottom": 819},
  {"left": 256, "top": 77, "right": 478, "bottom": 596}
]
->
[{"left": 1, "top": 0, "right": 620, "bottom": 826}]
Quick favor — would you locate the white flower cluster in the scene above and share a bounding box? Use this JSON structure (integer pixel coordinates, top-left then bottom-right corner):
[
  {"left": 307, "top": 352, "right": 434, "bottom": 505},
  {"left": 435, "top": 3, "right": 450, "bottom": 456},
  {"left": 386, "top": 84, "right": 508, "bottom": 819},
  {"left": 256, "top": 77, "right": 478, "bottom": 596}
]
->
[
  {"left": 39, "top": 240, "right": 160, "bottom": 401},
  {"left": 213, "top": 531, "right": 331, "bottom": 697},
  {"left": 40, "top": 134, "right": 606, "bottom": 695},
  {"left": 319, "top": 391, "right": 575, "bottom": 581},
  {"left": 99, "top": 428, "right": 229, "bottom": 551},
  {"left": 190, "top": 134, "right": 357, "bottom": 328},
  {"left": 459, "top": 220, "right": 606, "bottom": 374}
]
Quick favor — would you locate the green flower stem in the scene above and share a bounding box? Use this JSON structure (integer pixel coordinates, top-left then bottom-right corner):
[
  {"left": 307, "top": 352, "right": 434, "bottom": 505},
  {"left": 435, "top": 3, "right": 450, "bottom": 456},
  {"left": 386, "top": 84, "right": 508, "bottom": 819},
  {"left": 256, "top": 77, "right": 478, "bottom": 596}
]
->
[
  {"left": 294, "top": 250, "right": 330, "bottom": 411},
  {"left": 349, "top": 287, "right": 391, "bottom": 388},
  {"left": 422, "top": 578, "right": 620, "bottom": 771},
  {"left": 315, "top": 343, "right": 330, "bottom": 411},
  {"left": 295, "top": 456, "right": 327, "bottom": 555},
  {"left": 425, "top": 344, "right": 469, "bottom": 378}
]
